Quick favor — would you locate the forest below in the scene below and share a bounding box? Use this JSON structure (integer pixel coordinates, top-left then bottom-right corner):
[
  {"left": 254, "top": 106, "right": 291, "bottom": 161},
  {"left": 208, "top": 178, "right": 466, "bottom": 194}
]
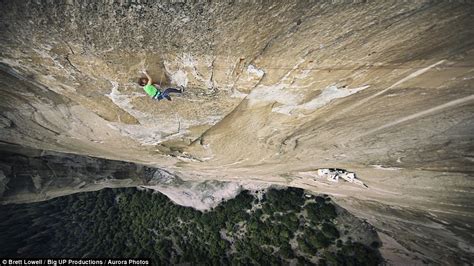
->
[{"left": 0, "top": 187, "right": 382, "bottom": 265}]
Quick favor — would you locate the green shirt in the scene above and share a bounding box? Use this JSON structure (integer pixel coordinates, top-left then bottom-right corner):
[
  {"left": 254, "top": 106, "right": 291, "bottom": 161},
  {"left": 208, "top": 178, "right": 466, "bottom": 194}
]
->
[{"left": 143, "top": 84, "right": 160, "bottom": 97}]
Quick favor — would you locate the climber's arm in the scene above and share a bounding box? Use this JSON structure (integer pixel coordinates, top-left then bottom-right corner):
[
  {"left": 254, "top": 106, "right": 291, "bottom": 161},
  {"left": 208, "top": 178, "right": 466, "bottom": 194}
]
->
[{"left": 143, "top": 70, "right": 153, "bottom": 85}]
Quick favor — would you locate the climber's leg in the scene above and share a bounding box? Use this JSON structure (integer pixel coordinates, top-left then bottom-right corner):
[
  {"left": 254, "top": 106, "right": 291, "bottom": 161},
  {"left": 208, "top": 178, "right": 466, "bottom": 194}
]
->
[{"left": 163, "top": 88, "right": 182, "bottom": 95}]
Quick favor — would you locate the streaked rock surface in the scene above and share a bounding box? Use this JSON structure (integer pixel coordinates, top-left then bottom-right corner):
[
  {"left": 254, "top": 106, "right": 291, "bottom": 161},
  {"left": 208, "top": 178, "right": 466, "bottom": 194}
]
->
[{"left": 1, "top": 1, "right": 473, "bottom": 264}]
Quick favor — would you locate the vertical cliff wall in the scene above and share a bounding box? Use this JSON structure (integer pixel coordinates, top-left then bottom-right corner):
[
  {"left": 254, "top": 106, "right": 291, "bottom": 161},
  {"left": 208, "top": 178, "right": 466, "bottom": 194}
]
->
[{"left": 1, "top": 1, "right": 473, "bottom": 264}]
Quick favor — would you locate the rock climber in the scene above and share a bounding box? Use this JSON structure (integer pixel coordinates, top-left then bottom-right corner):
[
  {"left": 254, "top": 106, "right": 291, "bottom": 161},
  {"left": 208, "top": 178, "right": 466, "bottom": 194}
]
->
[{"left": 138, "top": 70, "right": 183, "bottom": 101}]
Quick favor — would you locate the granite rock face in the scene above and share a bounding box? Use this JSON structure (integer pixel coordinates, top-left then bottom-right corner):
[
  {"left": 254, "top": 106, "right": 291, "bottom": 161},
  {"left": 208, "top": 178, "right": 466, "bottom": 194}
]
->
[
  {"left": 0, "top": 143, "right": 156, "bottom": 203},
  {"left": 1, "top": 1, "right": 473, "bottom": 264}
]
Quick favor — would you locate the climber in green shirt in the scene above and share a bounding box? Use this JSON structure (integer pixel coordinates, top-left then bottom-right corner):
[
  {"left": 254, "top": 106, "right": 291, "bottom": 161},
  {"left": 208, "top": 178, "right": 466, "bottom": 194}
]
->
[{"left": 138, "top": 70, "right": 183, "bottom": 101}]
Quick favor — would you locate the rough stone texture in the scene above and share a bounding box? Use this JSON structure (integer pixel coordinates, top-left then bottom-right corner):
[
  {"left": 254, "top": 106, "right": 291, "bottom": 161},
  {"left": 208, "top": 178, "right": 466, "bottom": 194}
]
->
[
  {"left": 0, "top": 143, "right": 156, "bottom": 203},
  {"left": 0, "top": 0, "right": 473, "bottom": 264}
]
